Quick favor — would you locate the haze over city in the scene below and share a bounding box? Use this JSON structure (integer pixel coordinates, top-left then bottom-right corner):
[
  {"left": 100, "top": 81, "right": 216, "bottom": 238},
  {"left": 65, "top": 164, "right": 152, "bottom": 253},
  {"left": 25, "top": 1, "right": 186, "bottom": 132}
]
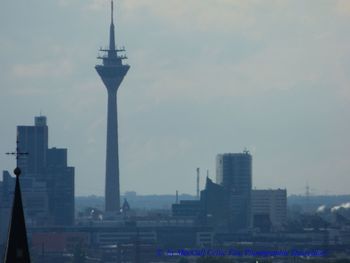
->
[{"left": 1, "top": 0, "right": 350, "bottom": 196}]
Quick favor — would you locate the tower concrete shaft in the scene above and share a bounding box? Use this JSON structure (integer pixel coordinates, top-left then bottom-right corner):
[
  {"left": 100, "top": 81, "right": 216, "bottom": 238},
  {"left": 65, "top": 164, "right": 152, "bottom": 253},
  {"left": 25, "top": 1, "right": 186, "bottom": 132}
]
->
[{"left": 95, "top": 0, "right": 130, "bottom": 213}]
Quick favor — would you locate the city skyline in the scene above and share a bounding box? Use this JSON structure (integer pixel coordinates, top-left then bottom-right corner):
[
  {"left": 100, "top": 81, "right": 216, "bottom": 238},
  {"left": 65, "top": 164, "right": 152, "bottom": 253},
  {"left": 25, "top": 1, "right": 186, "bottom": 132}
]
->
[{"left": 0, "top": 0, "right": 349, "bottom": 196}]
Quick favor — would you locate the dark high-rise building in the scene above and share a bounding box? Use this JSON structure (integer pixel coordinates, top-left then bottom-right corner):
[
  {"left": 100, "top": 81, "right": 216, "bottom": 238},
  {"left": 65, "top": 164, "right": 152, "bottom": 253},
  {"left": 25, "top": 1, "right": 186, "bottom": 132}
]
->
[
  {"left": 95, "top": 1, "right": 130, "bottom": 213},
  {"left": 46, "top": 148, "right": 75, "bottom": 225},
  {"left": 216, "top": 152, "right": 252, "bottom": 231},
  {"left": 17, "top": 116, "right": 48, "bottom": 179},
  {"left": 0, "top": 116, "right": 75, "bottom": 228}
]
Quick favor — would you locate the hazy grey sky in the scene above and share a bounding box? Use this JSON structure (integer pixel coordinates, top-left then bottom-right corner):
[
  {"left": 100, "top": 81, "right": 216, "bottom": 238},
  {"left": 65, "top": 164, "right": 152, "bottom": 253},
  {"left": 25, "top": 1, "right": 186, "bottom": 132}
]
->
[{"left": 0, "top": 0, "right": 349, "bottom": 196}]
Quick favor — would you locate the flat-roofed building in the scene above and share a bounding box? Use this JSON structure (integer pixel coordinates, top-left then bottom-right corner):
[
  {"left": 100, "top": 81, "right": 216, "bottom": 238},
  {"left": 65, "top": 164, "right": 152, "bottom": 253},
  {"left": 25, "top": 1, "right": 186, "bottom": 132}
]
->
[{"left": 252, "top": 189, "right": 287, "bottom": 230}]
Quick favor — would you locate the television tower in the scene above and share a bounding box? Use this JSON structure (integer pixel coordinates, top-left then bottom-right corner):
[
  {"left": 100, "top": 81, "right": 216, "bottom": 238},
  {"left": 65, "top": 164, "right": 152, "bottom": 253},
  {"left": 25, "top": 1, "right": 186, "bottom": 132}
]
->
[{"left": 95, "top": 0, "right": 130, "bottom": 213}]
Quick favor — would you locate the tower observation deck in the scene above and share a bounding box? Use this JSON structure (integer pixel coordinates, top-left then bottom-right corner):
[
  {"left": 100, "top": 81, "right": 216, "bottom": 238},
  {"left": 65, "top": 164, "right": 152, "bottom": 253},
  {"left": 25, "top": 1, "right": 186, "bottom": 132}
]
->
[{"left": 95, "top": 0, "right": 130, "bottom": 213}]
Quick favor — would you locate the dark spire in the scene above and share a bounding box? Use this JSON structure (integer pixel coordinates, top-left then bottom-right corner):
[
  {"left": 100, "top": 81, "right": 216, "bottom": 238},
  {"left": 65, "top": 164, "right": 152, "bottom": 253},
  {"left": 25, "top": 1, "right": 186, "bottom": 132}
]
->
[
  {"left": 122, "top": 198, "right": 130, "bottom": 212},
  {"left": 109, "top": 0, "right": 116, "bottom": 52},
  {"left": 4, "top": 169, "right": 31, "bottom": 263},
  {"left": 4, "top": 137, "right": 31, "bottom": 263}
]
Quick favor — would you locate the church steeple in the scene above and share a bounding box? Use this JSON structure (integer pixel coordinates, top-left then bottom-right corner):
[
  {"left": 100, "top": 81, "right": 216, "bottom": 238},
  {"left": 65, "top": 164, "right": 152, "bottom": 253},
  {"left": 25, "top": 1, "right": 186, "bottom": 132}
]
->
[
  {"left": 4, "top": 139, "right": 31, "bottom": 263},
  {"left": 4, "top": 174, "right": 31, "bottom": 263}
]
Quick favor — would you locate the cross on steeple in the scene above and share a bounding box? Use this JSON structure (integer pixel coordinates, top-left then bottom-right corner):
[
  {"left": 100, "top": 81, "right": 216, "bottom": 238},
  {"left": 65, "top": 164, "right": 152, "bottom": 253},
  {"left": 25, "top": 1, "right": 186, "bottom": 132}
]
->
[{"left": 5, "top": 134, "right": 28, "bottom": 176}]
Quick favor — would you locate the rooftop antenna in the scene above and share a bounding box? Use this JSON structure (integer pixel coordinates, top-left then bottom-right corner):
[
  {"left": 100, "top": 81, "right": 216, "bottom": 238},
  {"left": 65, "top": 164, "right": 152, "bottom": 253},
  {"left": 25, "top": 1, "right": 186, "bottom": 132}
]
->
[
  {"left": 111, "top": 0, "right": 114, "bottom": 24},
  {"left": 305, "top": 182, "right": 311, "bottom": 213},
  {"left": 306, "top": 183, "right": 310, "bottom": 198},
  {"left": 176, "top": 190, "right": 179, "bottom": 204},
  {"left": 108, "top": 0, "right": 116, "bottom": 51},
  {"left": 196, "top": 168, "right": 200, "bottom": 199}
]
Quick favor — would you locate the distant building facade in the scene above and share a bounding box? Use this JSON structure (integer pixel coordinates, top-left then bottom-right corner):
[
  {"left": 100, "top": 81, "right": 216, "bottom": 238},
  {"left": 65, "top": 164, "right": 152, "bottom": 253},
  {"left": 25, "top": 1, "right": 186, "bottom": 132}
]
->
[
  {"left": 252, "top": 189, "right": 287, "bottom": 231},
  {"left": 216, "top": 152, "right": 252, "bottom": 231},
  {"left": 172, "top": 200, "right": 201, "bottom": 218},
  {"left": 171, "top": 152, "right": 289, "bottom": 234},
  {"left": 171, "top": 177, "right": 229, "bottom": 231},
  {"left": 200, "top": 177, "right": 228, "bottom": 229}
]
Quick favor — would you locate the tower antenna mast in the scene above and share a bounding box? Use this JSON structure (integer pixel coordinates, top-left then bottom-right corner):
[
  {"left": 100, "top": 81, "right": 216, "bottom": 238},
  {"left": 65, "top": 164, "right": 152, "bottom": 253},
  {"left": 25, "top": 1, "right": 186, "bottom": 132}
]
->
[
  {"left": 95, "top": 0, "right": 130, "bottom": 213},
  {"left": 111, "top": 0, "right": 114, "bottom": 24}
]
